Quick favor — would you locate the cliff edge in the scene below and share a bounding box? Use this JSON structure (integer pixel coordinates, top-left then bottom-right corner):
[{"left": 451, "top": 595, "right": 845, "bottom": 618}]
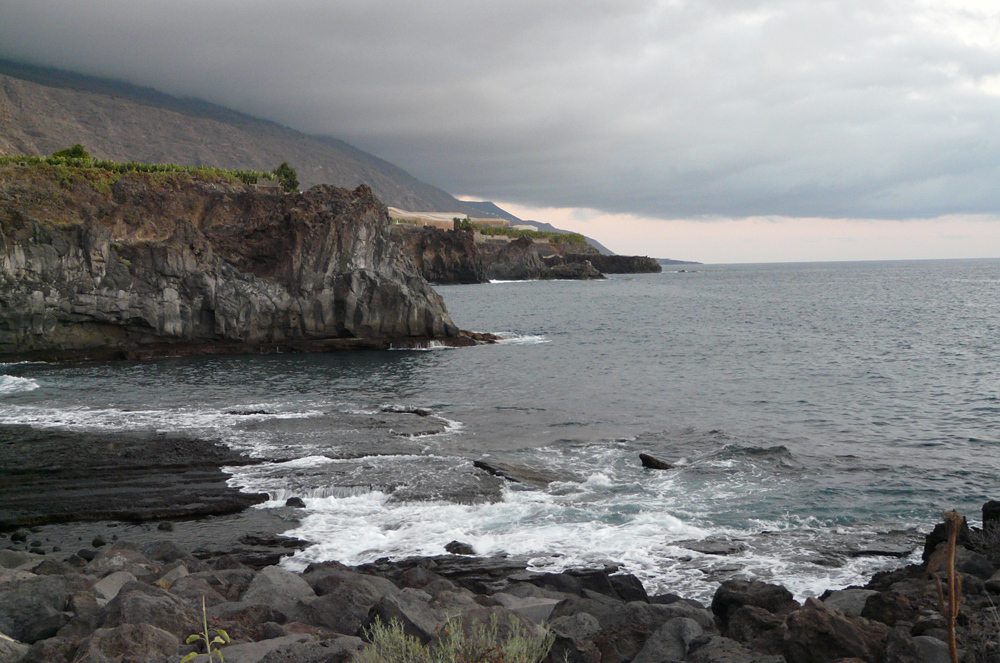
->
[{"left": 0, "top": 163, "right": 466, "bottom": 360}]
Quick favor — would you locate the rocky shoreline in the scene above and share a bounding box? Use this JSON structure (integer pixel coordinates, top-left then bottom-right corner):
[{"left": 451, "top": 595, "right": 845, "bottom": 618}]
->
[
  {"left": 2, "top": 419, "right": 997, "bottom": 663},
  {"left": 3, "top": 478, "right": 999, "bottom": 663}
]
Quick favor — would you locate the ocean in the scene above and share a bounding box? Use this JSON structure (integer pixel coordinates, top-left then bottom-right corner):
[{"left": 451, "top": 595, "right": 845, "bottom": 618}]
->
[{"left": 2, "top": 259, "right": 998, "bottom": 602}]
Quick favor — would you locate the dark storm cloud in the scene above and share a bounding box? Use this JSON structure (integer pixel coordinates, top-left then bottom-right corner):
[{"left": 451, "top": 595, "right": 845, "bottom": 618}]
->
[{"left": 2, "top": 0, "right": 999, "bottom": 219}]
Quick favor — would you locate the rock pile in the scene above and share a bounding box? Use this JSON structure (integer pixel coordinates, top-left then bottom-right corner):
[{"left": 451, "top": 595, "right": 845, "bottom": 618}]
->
[{"left": 1, "top": 502, "right": 999, "bottom": 662}]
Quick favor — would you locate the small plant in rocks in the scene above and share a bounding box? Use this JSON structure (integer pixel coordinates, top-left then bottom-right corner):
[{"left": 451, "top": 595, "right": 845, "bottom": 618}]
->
[
  {"left": 181, "top": 596, "right": 230, "bottom": 662},
  {"left": 358, "top": 615, "right": 554, "bottom": 663}
]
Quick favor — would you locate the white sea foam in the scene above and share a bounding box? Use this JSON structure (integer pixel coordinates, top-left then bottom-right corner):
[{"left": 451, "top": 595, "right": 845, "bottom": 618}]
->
[
  {"left": 0, "top": 403, "right": 321, "bottom": 436},
  {"left": 495, "top": 332, "right": 549, "bottom": 345},
  {"left": 0, "top": 375, "right": 39, "bottom": 395}
]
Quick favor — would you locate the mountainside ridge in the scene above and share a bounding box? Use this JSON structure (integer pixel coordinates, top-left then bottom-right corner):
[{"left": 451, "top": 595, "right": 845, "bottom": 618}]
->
[{"left": 0, "top": 60, "right": 482, "bottom": 215}]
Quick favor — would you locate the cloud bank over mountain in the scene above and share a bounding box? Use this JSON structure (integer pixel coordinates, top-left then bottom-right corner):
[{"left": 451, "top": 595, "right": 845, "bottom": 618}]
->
[{"left": 2, "top": 0, "right": 999, "bottom": 223}]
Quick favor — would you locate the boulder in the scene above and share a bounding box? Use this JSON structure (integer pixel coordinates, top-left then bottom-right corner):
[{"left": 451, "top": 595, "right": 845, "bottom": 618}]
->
[
  {"left": 215, "top": 633, "right": 315, "bottom": 663},
  {"left": 547, "top": 612, "right": 602, "bottom": 663},
  {"left": 631, "top": 616, "right": 703, "bottom": 663},
  {"left": 299, "top": 574, "right": 397, "bottom": 635},
  {"left": 639, "top": 453, "right": 674, "bottom": 470},
  {"left": 982, "top": 500, "right": 1000, "bottom": 526},
  {"left": 490, "top": 593, "right": 561, "bottom": 623},
  {"left": 428, "top": 588, "right": 480, "bottom": 621},
  {"left": 17, "top": 635, "right": 83, "bottom": 663},
  {"left": 91, "top": 571, "right": 137, "bottom": 603},
  {"left": 207, "top": 602, "right": 289, "bottom": 643},
  {"left": 883, "top": 627, "right": 952, "bottom": 663},
  {"left": 241, "top": 565, "right": 317, "bottom": 617},
  {"left": 921, "top": 516, "right": 971, "bottom": 563},
  {"left": 723, "top": 605, "right": 784, "bottom": 645},
  {"left": 445, "top": 541, "right": 475, "bottom": 555},
  {"left": 549, "top": 596, "right": 620, "bottom": 625},
  {"left": 0, "top": 550, "right": 43, "bottom": 570},
  {"left": 860, "top": 590, "right": 919, "bottom": 627},
  {"left": 686, "top": 635, "right": 783, "bottom": 663},
  {"left": 0, "top": 575, "right": 72, "bottom": 643},
  {"left": 85, "top": 545, "right": 158, "bottom": 579},
  {"left": 0, "top": 634, "right": 28, "bottom": 663},
  {"left": 711, "top": 579, "right": 799, "bottom": 627},
  {"left": 823, "top": 589, "right": 878, "bottom": 618},
  {"left": 168, "top": 575, "right": 229, "bottom": 608},
  {"left": 986, "top": 568, "right": 1000, "bottom": 594},
  {"left": 780, "top": 597, "right": 889, "bottom": 663},
  {"left": 592, "top": 602, "right": 714, "bottom": 663},
  {"left": 609, "top": 574, "right": 649, "bottom": 602},
  {"left": 56, "top": 591, "right": 105, "bottom": 639},
  {"left": 258, "top": 635, "right": 366, "bottom": 663},
  {"left": 72, "top": 623, "right": 178, "bottom": 663},
  {"left": 362, "top": 588, "right": 443, "bottom": 644},
  {"left": 101, "top": 581, "right": 199, "bottom": 639}
]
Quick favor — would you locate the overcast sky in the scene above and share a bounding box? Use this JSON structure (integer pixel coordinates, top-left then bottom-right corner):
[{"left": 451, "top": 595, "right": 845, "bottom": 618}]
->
[{"left": 2, "top": 0, "right": 1000, "bottom": 262}]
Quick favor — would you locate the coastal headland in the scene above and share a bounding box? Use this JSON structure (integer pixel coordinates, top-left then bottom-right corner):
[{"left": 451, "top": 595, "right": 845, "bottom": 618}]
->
[
  {"left": 0, "top": 161, "right": 490, "bottom": 362},
  {"left": 394, "top": 223, "right": 662, "bottom": 285}
]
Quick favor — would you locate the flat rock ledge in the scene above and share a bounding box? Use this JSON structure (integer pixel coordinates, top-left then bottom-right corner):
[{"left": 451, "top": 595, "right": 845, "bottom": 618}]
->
[
  {"left": 0, "top": 425, "right": 267, "bottom": 530},
  {"left": 2, "top": 505, "right": 999, "bottom": 663}
]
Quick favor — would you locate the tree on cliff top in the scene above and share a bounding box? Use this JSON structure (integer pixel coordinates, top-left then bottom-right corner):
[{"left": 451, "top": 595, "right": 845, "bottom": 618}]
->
[
  {"left": 53, "top": 144, "right": 90, "bottom": 159},
  {"left": 273, "top": 162, "right": 299, "bottom": 192}
]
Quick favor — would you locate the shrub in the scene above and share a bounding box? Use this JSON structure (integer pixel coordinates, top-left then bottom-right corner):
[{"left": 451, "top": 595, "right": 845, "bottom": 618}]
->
[
  {"left": 358, "top": 615, "right": 554, "bottom": 663},
  {"left": 273, "top": 162, "right": 298, "bottom": 192},
  {"left": 52, "top": 144, "right": 90, "bottom": 159}
]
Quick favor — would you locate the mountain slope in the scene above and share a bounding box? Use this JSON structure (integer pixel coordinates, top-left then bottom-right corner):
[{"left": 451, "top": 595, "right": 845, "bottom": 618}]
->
[{"left": 0, "top": 60, "right": 483, "bottom": 215}]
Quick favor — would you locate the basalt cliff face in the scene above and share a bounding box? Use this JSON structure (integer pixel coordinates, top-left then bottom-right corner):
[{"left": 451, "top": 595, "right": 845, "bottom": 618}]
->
[{"left": 0, "top": 166, "right": 464, "bottom": 360}]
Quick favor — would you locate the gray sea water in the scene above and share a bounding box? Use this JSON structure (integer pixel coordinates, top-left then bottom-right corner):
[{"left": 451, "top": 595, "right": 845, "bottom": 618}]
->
[{"left": 2, "top": 259, "right": 998, "bottom": 601}]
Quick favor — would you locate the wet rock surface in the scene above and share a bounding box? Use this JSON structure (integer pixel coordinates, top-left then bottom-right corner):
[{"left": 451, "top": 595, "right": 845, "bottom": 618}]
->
[{"left": 0, "top": 425, "right": 267, "bottom": 530}]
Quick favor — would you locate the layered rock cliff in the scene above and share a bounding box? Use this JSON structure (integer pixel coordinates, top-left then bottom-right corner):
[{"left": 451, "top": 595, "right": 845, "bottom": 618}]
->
[
  {"left": 0, "top": 164, "right": 465, "bottom": 360},
  {"left": 391, "top": 224, "right": 485, "bottom": 284}
]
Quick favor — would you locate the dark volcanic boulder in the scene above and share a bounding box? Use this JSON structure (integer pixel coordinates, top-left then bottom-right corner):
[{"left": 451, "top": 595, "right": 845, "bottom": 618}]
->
[
  {"left": 72, "top": 624, "right": 179, "bottom": 663},
  {"left": 101, "top": 582, "right": 199, "bottom": 639},
  {"left": 711, "top": 579, "right": 799, "bottom": 627},
  {"left": 0, "top": 168, "right": 461, "bottom": 361},
  {"left": 780, "top": 597, "right": 889, "bottom": 663},
  {"left": 0, "top": 575, "right": 71, "bottom": 643}
]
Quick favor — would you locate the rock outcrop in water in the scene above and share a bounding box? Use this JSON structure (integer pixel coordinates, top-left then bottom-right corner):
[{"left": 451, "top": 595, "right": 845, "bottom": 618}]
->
[
  {"left": 392, "top": 225, "right": 660, "bottom": 284},
  {"left": 0, "top": 165, "right": 470, "bottom": 360}
]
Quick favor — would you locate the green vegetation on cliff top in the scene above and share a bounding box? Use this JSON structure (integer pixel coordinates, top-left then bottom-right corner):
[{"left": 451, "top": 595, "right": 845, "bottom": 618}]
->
[
  {"left": 0, "top": 146, "right": 285, "bottom": 188},
  {"left": 455, "top": 218, "right": 587, "bottom": 247}
]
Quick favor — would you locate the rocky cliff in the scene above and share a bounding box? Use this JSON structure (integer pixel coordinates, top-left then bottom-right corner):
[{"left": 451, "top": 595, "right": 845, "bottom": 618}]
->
[
  {"left": 391, "top": 225, "right": 485, "bottom": 284},
  {"left": 0, "top": 164, "right": 467, "bottom": 360}
]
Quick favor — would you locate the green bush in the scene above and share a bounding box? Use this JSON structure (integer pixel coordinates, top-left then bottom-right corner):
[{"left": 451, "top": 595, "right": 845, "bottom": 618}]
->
[
  {"left": 273, "top": 162, "right": 299, "bottom": 192},
  {"left": 52, "top": 144, "right": 90, "bottom": 159},
  {"left": 358, "top": 615, "right": 554, "bottom": 663}
]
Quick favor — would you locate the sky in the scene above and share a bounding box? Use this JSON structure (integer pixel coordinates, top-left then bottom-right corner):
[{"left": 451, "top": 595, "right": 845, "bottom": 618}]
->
[{"left": 2, "top": 1, "right": 1000, "bottom": 262}]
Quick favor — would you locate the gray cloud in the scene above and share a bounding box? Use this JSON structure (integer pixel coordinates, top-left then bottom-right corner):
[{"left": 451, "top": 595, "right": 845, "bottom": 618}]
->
[{"left": 2, "top": 0, "right": 999, "bottom": 219}]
